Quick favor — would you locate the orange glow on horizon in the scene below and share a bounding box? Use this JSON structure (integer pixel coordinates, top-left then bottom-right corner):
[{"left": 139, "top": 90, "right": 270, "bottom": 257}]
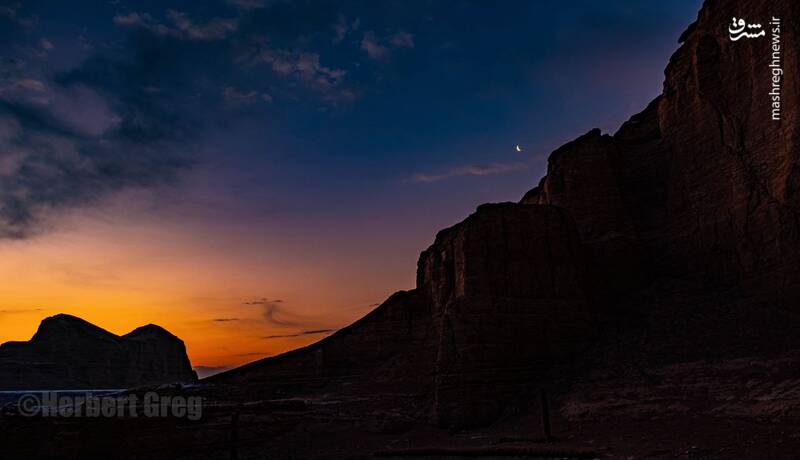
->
[{"left": 0, "top": 206, "right": 415, "bottom": 370}]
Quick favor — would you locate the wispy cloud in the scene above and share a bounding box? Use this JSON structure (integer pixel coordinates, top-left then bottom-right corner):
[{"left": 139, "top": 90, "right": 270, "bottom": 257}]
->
[
  {"left": 332, "top": 15, "right": 360, "bottom": 44},
  {"left": 227, "top": 0, "right": 267, "bottom": 11},
  {"left": 361, "top": 31, "right": 388, "bottom": 59},
  {"left": 361, "top": 30, "right": 415, "bottom": 59},
  {"left": 410, "top": 162, "right": 527, "bottom": 183},
  {"left": 247, "top": 48, "right": 353, "bottom": 101},
  {"left": 222, "top": 86, "right": 272, "bottom": 106},
  {"left": 242, "top": 298, "right": 279, "bottom": 305},
  {"left": 262, "top": 328, "right": 336, "bottom": 340},
  {"left": 241, "top": 297, "right": 338, "bottom": 339},
  {"left": 0, "top": 3, "right": 36, "bottom": 29},
  {"left": 243, "top": 298, "right": 309, "bottom": 327},
  {"left": 261, "top": 299, "right": 299, "bottom": 326},
  {"left": 389, "top": 31, "right": 415, "bottom": 48},
  {"left": 113, "top": 10, "right": 238, "bottom": 41},
  {"left": 0, "top": 308, "right": 44, "bottom": 315}
]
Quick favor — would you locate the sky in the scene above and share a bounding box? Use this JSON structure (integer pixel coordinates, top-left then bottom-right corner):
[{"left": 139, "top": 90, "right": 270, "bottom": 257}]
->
[{"left": 0, "top": 0, "right": 702, "bottom": 375}]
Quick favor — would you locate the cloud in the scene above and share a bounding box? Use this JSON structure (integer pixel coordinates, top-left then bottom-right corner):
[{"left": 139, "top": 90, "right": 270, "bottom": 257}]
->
[
  {"left": 261, "top": 299, "right": 301, "bottom": 327},
  {"left": 112, "top": 12, "right": 149, "bottom": 27},
  {"left": 361, "top": 31, "right": 387, "bottom": 59},
  {"left": 167, "top": 10, "right": 238, "bottom": 41},
  {"left": 39, "top": 39, "right": 54, "bottom": 51},
  {"left": 228, "top": 0, "right": 267, "bottom": 10},
  {"left": 332, "top": 15, "right": 360, "bottom": 44},
  {"left": 243, "top": 298, "right": 281, "bottom": 305},
  {"left": 243, "top": 297, "right": 336, "bottom": 334},
  {"left": 0, "top": 59, "right": 47, "bottom": 97},
  {"left": 2, "top": 0, "right": 387, "bottom": 239},
  {"left": 250, "top": 48, "right": 352, "bottom": 101},
  {"left": 262, "top": 328, "right": 336, "bottom": 339},
  {"left": 242, "top": 298, "right": 302, "bottom": 326},
  {"left": 113, "top": 10, "right": 238, "bottom": 42},
  {"left": 389, "top": 31, "right": 414, "bottom": 48},
  {"left": 0, "top": 3, "right": 35, "bottom": 30},
  {"left": 0, "top": 31, "right": 194, "bottom": 239},
  {"left": 223, "top": 86, "right": 272, "bottom": 106},
  {"left": 361, "top": 30, "right": 415, "bottom": 59},
  {"left": 410, "top": 162, "right": 527, "bottom": 183},
  {"left": 0, "top": 308, "right": 44, "bottom": 315}
]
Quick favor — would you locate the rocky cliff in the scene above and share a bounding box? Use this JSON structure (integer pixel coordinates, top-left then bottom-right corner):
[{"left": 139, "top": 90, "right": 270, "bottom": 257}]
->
[
  {"left": 0, "top": 314, "right": 197, "bottom": 390},
  {"left": 523, "top": 0, "right": 800, "bottom": 302},
  {"left": 212, "top": 0, "right": 800, "bottom": 431}
]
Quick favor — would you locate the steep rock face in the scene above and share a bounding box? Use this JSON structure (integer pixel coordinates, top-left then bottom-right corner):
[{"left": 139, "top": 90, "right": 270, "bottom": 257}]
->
[
  {"left": 0, "top": 315, "right": 196, "bottom": 390},
  {"left": 418, "top": 203, "right": 592, "bottom": 427},
  {"left": 522, "top": 0, "right": 800, "bottom": 302},
  {"left": 520, "top": 129, "right": 647, "bottom": 296},
  {"left": 653, "top": 0, "right": 799, "bottom": 295},
  {"left": 122, "top": 325, "right": 199, "bottom": 388}
]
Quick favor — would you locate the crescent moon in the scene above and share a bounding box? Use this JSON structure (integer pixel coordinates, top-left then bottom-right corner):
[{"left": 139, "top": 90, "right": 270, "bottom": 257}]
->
[{"left": 515, "top": 144, "right": 522, "bottom": 152}]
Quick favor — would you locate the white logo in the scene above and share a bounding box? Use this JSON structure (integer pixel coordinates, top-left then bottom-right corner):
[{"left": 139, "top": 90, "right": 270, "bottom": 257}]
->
[{"left": 728, "top": 17, "right": 766, "bottom": 41}]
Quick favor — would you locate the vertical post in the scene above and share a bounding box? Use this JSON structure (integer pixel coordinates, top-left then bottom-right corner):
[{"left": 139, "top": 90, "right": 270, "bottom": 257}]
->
[
  {"left": 229, "top": 408, "right": 240, "bottom": 460},
  {"left": 540, "top": 388, "right": 552, "bottom": 442}
]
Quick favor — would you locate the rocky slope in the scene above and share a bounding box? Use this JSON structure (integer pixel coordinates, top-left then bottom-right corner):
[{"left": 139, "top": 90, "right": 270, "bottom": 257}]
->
[
  {"left": 0, "top": 314, "right": 197, "bottom": 390},
  {"left": 212, "top": 0, "right": 799, "bottom": 434}
]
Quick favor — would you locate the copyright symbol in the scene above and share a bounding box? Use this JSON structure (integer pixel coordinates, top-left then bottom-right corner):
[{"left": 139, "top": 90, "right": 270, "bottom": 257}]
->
[{"left": 17, "top": 394, "right": 41, "bottom": 417}]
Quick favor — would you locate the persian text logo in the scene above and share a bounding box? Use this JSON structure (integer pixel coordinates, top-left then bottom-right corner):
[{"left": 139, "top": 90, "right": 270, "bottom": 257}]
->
[
  {"left": 728, "top": 17, "right": 766, "bottom": 41},
  {"left": 727, "top": 16, "right": 783, "bottom": 121}
]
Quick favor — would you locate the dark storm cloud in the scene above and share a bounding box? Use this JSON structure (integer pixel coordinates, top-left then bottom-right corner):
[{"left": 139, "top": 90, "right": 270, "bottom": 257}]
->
[
  {"left": 0, "top": 86, "right": 189, "bottom": 238},
  {"left": 0, "top": 10, "right": 212, "bottom": 239},
  {"left": 0, "top": 0, "right": 389, "bottom": 239}
]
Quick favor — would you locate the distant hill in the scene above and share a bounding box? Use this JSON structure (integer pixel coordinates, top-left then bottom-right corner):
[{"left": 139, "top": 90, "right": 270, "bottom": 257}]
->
[{"left": 0, "top": 314, "right": 197, "bottom": 390}]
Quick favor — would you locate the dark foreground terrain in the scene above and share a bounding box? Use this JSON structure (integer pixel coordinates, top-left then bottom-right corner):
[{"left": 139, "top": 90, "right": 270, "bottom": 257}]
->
[{"left": 3, "top": 0, "right": 799, "bottom": 457}]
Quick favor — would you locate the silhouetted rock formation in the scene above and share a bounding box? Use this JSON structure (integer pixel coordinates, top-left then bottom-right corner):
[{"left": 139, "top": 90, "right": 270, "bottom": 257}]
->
[
  {"left": 418, "top": 203, "right": 593, "bottom": 427},
  {"left": 0, "top": 314, "right": 197, "bottom": 390},
  {"left": 212, "top": 0, "right": 800, "bottom": 432},
  {"left": 215, "top": 204, "right": 596, "bottom": 427}
]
